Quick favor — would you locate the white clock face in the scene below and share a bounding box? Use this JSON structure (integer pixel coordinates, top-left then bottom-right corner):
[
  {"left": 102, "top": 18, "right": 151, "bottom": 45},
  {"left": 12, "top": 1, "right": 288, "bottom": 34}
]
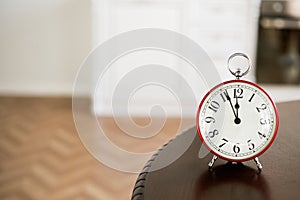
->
[{"left": 197, "top": 80, "right": 279, "bottom": 161}]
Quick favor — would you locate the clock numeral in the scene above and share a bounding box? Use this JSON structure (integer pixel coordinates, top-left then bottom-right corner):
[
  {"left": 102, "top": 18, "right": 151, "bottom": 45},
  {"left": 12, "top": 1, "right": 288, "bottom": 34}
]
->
[
  {"left": 205, "top": 116, "right": 215, "bottom": 124},
  {"left": 247, "top": 139, "right": 255, "bottom": 150},
  {"left": 208, "top": 129, "right": 219, "bottom": 138},
  {"left": 258, "top": 131, "right": 267, "bottom": 139},
  {"left": 220, "top": 93, "right": 226, "bottom": 102},
  {"left": 220, "top": 89, "right": 230, "bottom": 102},
  {"left": 218, "top": 138, "right": 228, "bottom": 148},
  {"left": 256, "top": 103, "right": 267, "bottom": 112},
  {"left": 248, "top": 93, "right": 255, "bottom": 102},
  {"left": 234, "top": 88, "right": 243, "bottom": 98},
  {"left": 260, "top": 118, "right": 271, "bottom": 125},
  {"left": 208, "top": 101, "right": 220, "bottom": 113},
  {"left": 233, "top": 143, "right": 240, "bottom": 153}
]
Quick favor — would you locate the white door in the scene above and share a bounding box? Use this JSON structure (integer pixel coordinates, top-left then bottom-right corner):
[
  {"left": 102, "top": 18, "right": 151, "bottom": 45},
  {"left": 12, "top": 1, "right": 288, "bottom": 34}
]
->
[{"left": 92, "top": 0, "right": 261, "bottom": 117}]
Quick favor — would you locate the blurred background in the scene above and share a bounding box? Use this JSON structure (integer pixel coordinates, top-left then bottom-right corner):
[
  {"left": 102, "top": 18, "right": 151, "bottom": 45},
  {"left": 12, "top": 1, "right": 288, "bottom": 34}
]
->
[{"left": 0, "top": 0, "right": 300, "bottom": 199}]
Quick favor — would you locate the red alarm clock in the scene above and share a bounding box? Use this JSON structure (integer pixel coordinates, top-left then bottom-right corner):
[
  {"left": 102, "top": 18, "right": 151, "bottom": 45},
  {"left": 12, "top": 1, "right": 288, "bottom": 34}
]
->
[{"left": 196, "top": 53, "right": 279, "bottom": 171}]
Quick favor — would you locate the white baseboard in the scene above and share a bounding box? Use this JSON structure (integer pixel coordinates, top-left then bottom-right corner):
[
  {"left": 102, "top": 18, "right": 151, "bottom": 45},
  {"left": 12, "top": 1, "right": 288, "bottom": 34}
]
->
[
  {"left": 0, "top": 82, "right": 73, "bottom": 96},
  {"left": 262, "top": 85, "right": 300, "bottom": 103},
  {"left": 93, "top": 101, "right": 197, "bottom": 118}
]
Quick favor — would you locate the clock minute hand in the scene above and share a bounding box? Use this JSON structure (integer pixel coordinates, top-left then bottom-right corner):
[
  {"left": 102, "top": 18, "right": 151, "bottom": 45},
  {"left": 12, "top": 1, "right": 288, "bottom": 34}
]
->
[
  {"left": 234, "top": 96, "right": 241, "bottom": 124},
  {"left": 223, "top": 90, "right": 237, "bottom": 118}
]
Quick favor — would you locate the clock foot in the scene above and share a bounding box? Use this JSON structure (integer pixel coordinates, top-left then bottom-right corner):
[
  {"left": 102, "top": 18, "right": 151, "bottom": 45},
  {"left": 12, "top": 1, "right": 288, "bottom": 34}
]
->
[
  {"left": 208, "top": 155, "right": 218, "bottom": 170},
  {"left": 254, "top": 157, "right": 263, "bottom": 172}
]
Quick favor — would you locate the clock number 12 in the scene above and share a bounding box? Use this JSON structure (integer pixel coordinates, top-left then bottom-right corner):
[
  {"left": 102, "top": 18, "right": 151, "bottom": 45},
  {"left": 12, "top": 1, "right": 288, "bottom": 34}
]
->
[{"left": 234, "top": 88, "right": 243, "bottom": 98}]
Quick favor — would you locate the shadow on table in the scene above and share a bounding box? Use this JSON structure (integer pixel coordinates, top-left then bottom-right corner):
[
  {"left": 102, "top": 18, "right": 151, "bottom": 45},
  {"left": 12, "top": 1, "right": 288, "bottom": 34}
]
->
[{"left": 193, "top": 162, "right": 270, "bottom": 200}]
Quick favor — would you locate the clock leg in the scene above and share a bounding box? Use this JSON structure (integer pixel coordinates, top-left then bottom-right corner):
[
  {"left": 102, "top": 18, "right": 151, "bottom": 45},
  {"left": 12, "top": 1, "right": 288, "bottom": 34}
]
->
[
  {"left": 254, "top": 157, "right": 263, "bottom": 171},
  {"left": 208, "top": 155, "right": 218, "bottom": 169}
]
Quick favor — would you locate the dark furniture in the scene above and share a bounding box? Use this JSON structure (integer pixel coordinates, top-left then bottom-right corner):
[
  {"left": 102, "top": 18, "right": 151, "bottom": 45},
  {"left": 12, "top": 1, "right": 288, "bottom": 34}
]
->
[{"left": 132, "top": 100, "right": 300, "bottom": 200}]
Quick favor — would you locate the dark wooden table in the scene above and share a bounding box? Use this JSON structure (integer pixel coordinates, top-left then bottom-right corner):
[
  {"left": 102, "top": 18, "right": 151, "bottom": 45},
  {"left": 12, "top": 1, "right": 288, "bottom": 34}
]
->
[{"left": 131, "top": 101, "right": 300, "bottom": 200}]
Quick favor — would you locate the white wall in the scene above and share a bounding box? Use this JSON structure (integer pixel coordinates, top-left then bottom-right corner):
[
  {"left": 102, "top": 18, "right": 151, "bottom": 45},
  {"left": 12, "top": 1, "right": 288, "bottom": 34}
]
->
[
  {"left": 0, "top": 0, "right": 261, "bottom": 107},
  {"left": 0, "top": 0, "right": 92, "bottom": 96}
]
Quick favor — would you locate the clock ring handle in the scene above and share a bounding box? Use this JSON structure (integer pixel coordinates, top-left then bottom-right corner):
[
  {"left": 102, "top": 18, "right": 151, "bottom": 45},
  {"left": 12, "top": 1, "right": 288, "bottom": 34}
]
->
[{"left": 227, "top": 53, "right": 251, "bottom": 79}]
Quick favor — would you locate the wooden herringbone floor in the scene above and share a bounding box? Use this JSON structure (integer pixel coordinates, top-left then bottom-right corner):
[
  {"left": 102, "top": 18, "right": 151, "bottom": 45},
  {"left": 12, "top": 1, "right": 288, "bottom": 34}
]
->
[{"left": 0, "top": 97, "right": 194, "bottom": 200}]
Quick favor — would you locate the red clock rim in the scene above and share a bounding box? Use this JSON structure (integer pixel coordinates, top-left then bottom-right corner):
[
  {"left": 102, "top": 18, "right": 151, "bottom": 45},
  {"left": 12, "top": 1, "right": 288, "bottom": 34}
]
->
[{"left": 196, "top": 79, "right": 279, "bottom": 162}]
